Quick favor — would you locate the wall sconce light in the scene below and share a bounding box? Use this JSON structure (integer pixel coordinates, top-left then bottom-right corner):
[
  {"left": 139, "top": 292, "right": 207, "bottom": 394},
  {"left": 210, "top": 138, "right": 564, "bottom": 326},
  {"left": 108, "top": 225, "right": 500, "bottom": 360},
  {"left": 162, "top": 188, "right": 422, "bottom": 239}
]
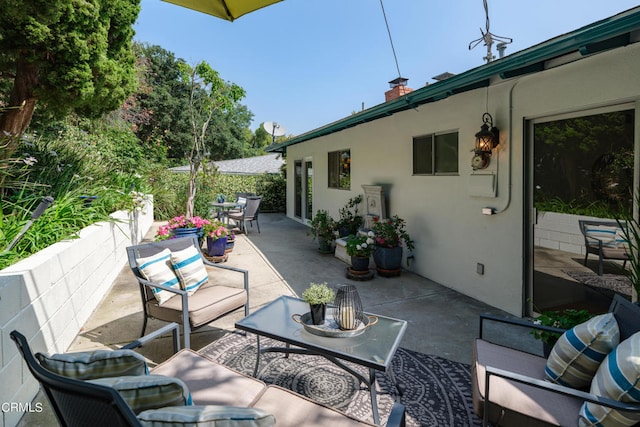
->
[{"left": 471, "top": 113, "right": 499, "bottom": 170}]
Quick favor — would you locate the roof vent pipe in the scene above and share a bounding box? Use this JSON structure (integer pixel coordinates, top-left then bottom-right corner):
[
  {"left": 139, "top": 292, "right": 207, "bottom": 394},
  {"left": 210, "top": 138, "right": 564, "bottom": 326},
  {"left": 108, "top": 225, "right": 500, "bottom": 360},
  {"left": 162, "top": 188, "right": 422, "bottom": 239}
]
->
[{"left": 497, "top": 42, "right": 507, "bottom": 58}]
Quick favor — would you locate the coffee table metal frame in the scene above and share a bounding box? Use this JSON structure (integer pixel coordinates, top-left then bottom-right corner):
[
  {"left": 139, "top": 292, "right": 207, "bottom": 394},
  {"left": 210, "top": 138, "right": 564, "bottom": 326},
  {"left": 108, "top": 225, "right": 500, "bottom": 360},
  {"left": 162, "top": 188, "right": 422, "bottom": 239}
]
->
[{"left": 235, "top": 295, "right": 407, "bottom": 424}]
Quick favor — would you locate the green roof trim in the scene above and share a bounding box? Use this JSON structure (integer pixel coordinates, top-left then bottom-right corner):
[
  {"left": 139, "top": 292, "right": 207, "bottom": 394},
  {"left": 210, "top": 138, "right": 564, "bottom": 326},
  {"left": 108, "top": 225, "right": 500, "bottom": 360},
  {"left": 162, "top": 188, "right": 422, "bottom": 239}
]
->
[{"left": 268, "top": 7, "right": 640, "bottom": 153}]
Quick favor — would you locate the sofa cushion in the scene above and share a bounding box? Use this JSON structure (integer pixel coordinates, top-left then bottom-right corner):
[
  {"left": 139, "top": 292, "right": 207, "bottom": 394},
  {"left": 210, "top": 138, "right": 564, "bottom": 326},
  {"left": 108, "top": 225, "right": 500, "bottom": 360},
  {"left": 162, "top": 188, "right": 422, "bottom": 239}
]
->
[
  {"left": 546, "top": 313, "right": 620, "bottom": 388},
  {"left": 251, "top": 385, "right": 377, "bottom": 427},
  {"left": 472, "top": 338, "right": 582, "bottom": 426},
  {"left": 137, "top": 248, "right": 181, "bottom": 304},
  {"left": 137, "top": 406, "right": 275, "bottom": 427},
  {"left": 171, "top": 246, "right": 208, "bottom": 295},
  {"left": 151, "top": 349, "right": 265, "bottom": 407},
  {"left": 89, "top": 375, "right": 191, "bottom": 414},
  {"left": 36, "top": 349, "right": 148, "bottom": 380},
  {"left": 147, "top": 283, "right": 246, "bottom": 329},
  {"left": 579, "top": 332, "right": 640, "bottom": 427}
]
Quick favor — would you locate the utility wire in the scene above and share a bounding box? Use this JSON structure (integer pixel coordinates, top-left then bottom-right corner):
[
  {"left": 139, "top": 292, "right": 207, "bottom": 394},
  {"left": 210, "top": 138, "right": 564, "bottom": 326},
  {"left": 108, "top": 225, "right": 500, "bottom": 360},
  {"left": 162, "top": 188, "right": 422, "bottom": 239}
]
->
[{"left": 379, "top": 0, "right": 402, "bottom": 79}]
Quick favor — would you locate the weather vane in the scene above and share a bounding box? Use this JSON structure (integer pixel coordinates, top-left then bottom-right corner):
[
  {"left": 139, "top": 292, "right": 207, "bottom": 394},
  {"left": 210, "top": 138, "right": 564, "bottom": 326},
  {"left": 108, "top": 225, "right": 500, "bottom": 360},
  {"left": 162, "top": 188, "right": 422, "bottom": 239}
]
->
[{"left": 468, "top": 0, "right": 513, "bottom": 63}]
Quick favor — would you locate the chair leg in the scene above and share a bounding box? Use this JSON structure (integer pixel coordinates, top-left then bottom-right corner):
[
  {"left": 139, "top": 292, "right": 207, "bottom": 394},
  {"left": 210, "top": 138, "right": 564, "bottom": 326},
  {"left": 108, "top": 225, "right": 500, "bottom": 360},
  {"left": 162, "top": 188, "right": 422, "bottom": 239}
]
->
[
  {"left": 140, "top": 315, "right": 148, "bottom": 338},
  {"left": 598, "top": 253, "right": 604, "bottom": 276},
  {"left": 256, "top": 218, "right": 260, "bottom": 233},
  {"left": 584, "top": 252, "right": 589, "bottom": 266}
]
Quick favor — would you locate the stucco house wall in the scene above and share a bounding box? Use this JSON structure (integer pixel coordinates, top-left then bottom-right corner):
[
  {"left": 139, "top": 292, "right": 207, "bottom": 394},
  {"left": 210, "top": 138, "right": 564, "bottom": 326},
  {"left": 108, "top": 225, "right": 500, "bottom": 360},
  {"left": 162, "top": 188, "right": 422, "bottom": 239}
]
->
[{"left": 283, "top": 38, "right": 640, "bottom": 316}]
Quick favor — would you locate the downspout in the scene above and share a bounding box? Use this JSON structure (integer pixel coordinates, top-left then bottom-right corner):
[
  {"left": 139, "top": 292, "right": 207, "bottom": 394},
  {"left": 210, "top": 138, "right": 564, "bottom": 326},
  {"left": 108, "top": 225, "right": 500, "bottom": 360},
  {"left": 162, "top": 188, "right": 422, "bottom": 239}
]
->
[{"left": 492, "top": 79, "right": 522, "bottom": 214}]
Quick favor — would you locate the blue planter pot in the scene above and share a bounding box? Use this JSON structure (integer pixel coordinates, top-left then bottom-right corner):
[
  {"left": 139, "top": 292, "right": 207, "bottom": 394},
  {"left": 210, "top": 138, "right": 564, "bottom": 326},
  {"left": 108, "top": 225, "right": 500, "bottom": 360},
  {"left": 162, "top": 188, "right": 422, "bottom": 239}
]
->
[
  {"left": 373, "top": 246, "right": 403, "bottom": 271},
  {"left": 350, "top": 256, "right": 370, "bottom": 271},
  {"left": 207, "top": 236, "right": 228, "bottom": 257},
  {"left": 171, "top": 227, "right": 204, "bottom": 247}
]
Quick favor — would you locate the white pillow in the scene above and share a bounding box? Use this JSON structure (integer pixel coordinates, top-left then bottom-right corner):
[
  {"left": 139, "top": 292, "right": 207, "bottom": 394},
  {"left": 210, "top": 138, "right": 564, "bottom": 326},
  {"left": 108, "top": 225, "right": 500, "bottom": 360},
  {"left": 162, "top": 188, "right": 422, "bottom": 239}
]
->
[
  {"left": 137, "top": 248, "right": 181, "bottom": 304},
  {"left": 138, "top": 405, "right": 275, "bottom": 427},
  {"left": 171, "top": 246, "right": 208, "bottom": 295}
]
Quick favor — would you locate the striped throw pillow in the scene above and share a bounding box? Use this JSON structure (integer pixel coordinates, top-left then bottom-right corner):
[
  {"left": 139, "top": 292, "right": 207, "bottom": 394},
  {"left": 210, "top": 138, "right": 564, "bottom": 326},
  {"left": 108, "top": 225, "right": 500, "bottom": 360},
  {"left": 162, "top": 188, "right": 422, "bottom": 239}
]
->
[
  {"left": 579, "top": 332, "right": 640, "bottom": 427},
  {"left": 36, "top": 349, "right": 148, "bottom": 380},
  {"left": 171, "top": 246, "right": 208, "bottom": 295},
  {"left": 585, "top": 226, "right": 620, "bottom": 248},
  {"left": 89, "top": 375, "right": 191, "bottom": 414},
  {"left": 138, "top": 405, "right": 276, "bottom": 427},
  {"left": 546, "top": 313, "right": 619, "bottom": 388},
  {"left": 137, "top": 248, "right": 181, "bottom": 304}
]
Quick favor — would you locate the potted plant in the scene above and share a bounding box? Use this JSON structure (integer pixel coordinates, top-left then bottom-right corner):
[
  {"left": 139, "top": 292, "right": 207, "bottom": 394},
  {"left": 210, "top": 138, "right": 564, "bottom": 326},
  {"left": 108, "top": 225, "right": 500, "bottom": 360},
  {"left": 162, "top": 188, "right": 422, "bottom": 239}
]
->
[
  {"left": 203, "top": 220, "right": 229, "bottom": 257},
  {"left": 302, "top": 282, "right": 335, "bottom": 325},
  {"left": 225, "top": 233, "right": 236, "bottom": 253},
  {"left": 531, "top": 308, "right": 593, "bottom": 355},
  {"left": 371, "top": 215, "right": 415, "bottom": 274},
  {"left": 308, "top": 210, "right": 338, "bottom": 254},
  {"left": 336, "top": 195, "right": 363, "bottom": 237},
  {"left": 345, "top": 232, "right": 375, "bottom": 271},
  {"left": 155, "top": 215, "right": 211, "bottom": 245}
]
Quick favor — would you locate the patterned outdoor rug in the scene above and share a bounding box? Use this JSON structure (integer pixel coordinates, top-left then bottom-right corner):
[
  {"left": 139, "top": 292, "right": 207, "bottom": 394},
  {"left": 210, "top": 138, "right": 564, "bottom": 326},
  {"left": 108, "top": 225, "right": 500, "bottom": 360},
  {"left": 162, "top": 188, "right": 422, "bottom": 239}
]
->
[
  {"left": 199, "top": 332, "right": 482, "bottom": 427},
  {"left": 563, "top": 270, "right": 632, "bottom": 297}
]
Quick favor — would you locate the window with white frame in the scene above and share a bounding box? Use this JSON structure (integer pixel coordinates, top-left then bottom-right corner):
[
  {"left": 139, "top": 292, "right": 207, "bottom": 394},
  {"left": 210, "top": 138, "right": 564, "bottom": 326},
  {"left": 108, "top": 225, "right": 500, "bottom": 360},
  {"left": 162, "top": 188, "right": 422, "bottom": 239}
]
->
[
  {"left": 328, "top": 149, "right": 350, "bottom": 189},
  {"left": 413, "top": 131, "right": 459, "bottom": 175}
]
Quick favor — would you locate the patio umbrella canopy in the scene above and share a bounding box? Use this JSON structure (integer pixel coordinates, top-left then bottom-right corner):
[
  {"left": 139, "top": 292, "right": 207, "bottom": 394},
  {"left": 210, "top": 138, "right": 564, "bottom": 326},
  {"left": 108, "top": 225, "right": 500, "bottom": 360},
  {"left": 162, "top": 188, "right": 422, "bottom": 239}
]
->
[{"left": 162, "top": 0, "right": 283, "bottom": 21}]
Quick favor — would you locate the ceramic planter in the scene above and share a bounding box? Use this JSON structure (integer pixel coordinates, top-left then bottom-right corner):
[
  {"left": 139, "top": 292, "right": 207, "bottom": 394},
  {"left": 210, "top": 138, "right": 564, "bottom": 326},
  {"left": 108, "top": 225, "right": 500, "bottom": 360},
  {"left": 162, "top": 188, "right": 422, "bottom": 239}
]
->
[{"left": 206, "top": 236, "right": 227, "bottom": 257}]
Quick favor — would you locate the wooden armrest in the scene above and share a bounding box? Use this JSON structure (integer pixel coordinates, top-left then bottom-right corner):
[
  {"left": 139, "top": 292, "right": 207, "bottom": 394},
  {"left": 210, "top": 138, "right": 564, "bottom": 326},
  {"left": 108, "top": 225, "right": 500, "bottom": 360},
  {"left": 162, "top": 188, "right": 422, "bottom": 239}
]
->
[{"left": 121, "top": 323, "right": 181, "bottom": 353}]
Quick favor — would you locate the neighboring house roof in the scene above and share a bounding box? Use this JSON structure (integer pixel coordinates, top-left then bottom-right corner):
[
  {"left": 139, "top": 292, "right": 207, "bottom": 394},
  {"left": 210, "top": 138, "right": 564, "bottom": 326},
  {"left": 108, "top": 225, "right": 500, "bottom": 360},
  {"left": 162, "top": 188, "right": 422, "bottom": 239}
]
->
[
  {"left": 267, "top": 6, "right": 640, "bottom": 152},
  {"left": 169, "top": 153, "right": 284, "bottom": 175}
]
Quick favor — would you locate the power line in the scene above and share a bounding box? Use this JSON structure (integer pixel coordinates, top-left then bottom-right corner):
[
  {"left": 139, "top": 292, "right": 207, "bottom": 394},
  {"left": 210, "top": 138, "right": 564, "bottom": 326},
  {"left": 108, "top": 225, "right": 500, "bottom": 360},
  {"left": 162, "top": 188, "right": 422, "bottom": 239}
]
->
[{"left": 379, "top": 0, "right": 402, "bottom": 79}]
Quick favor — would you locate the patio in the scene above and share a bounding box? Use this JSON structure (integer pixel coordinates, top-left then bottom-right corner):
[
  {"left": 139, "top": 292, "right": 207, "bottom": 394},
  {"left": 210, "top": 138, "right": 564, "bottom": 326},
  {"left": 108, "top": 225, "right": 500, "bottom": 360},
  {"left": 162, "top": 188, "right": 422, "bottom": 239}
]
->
[{"left": 17, "top": 213, "right": 518, "bottom": 426}]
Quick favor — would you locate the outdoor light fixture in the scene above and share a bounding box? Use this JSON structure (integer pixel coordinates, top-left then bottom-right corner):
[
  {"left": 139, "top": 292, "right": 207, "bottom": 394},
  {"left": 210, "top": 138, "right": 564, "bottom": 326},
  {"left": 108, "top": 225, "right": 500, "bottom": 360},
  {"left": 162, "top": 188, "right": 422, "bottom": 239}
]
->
[{"left": 471, "top": 113, "right": 499, "bottom": 170}]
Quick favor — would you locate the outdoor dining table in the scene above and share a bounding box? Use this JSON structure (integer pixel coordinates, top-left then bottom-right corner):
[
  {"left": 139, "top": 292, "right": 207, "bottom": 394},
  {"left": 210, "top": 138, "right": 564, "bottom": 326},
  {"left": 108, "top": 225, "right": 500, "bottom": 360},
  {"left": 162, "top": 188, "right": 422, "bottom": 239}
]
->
[{"left": 210, "top": 201, "right": 241, "bottom": 225}]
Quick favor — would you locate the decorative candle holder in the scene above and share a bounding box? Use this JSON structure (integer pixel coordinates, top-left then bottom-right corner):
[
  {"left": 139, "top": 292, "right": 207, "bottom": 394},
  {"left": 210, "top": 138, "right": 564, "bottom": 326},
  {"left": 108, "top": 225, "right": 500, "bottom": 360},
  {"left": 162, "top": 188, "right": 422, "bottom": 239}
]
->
[{"left": 333, "top": 284, "right": 363, "bottom": 330}]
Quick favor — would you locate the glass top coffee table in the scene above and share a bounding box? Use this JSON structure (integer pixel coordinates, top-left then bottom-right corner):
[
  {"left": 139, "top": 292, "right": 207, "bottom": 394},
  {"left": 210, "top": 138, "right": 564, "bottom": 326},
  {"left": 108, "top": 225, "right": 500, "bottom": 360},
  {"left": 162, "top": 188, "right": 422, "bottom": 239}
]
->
[{"left": 235, "top": 295, "right": 407, "bottom": 424}]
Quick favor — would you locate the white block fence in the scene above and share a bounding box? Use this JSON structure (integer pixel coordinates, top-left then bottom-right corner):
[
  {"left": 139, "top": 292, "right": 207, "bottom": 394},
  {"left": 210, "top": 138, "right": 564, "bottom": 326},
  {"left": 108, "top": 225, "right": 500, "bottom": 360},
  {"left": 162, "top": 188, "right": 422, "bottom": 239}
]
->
[{"left": 0, "top": 198, "right": 153, "bottom": 427}]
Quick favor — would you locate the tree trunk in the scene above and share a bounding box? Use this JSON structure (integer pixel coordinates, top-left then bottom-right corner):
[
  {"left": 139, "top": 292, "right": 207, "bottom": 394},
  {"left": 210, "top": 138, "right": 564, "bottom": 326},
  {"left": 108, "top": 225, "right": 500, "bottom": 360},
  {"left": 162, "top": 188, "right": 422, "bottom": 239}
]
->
[
  {"left": 0, "top": 59, "right": 39, "bottom": 160},
  {"left": 185, "top": 160, "right": 200, "bottom": 218}
]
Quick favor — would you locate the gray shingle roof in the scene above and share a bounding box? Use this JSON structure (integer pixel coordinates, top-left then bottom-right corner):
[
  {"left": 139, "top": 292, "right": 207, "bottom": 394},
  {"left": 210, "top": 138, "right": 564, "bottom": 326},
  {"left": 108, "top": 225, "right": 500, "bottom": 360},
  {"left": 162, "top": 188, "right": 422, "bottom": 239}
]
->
[{"left": 169, "top": 153, "right": 284, "bottom": 175}]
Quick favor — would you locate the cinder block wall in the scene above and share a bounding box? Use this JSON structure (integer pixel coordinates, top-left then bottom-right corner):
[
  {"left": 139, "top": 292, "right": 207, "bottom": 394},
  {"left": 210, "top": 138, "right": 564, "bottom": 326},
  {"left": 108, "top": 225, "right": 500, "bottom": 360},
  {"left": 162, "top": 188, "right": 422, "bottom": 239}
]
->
[{"left": 0, "top": 199, "right": 153, "bottom": 427}]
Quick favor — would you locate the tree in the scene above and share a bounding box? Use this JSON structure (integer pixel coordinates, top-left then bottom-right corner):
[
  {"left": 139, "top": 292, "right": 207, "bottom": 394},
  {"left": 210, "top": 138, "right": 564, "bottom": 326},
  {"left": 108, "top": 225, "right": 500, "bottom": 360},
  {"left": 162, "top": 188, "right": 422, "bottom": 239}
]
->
[
  {"left": 0, "top": 0, "right": 140, "bottom": 159},
  {"left": 179, "top": 61, "right": 245, "bottom": 218}
]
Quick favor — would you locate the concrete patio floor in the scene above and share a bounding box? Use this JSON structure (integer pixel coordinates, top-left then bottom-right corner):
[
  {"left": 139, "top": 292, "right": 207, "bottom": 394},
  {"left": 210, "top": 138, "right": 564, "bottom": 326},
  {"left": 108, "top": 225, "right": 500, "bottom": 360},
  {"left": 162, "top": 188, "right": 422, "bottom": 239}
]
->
[{"left": 18, "top": 213, "right": 520, "bottom": 426}]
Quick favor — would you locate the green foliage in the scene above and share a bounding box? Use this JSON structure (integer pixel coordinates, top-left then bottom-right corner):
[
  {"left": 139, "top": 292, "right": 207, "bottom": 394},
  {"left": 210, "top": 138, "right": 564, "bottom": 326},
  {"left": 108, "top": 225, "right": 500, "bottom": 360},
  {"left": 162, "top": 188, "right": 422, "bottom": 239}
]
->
[
  {"left": 256, "top": 173, "right": 286, "bottom": 213},
  {"left": 535, "top": 198, "right": 627, "bottom": 218},
  {"left": 302, "top": 282, "right": 335, "bottom": 305},
  {"left": 309, "top": 210, "right": 337, "bottom": 242},
  {"left": 530, "top": 309, "right": 593, "bottom": 345},
  {"left": 337, "top": 195, "right": 363, "bottom": 236},
  {"left": 345, "top": 232, "right": 375, "bottom": 257},
  {"left": 371, "top": 215, "right": 414, "bottom": 251}
]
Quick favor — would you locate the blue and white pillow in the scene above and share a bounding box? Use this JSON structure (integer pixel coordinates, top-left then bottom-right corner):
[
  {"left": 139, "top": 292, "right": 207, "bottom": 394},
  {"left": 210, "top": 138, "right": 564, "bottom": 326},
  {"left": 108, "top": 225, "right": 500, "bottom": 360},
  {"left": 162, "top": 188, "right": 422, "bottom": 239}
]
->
[
  {"left": 545, "top": 313, "right": 619, "bottom": 388},
  {"left": 585, "top": 225, "right": 620, "bottom": 248},
  {"left": 579, "top": 332, "right": 640, "bottom": 427},
  {"left": 136, "top": 248, "right": 181, "bottom": 304},
  {"left": 171, "top": 246, "right": 208, "bottom": 295}
]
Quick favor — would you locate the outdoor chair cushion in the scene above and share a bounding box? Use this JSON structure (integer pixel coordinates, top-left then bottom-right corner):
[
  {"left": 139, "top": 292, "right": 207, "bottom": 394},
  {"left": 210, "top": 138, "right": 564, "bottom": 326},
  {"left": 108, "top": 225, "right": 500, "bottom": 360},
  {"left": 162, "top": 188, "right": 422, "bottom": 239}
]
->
[
  {"left": 146, "top": 282, "right": 247, "bottom": 329},
  {"left": 151, "top": 349, "right": 265, "bottom": 407},
  {"left": 137, "top": 248, "right": 182, "bottom": 304},
  {"left": 584, "top": 225, "right": 622, "bottom": 248},
  {"left": 546, "top": 313, "right": 620, "bottom": 388},
  {"left": 472, "top": 338, "right": 583, "bottom": 426},
  {"left": 137, "top": 405, "right": 275, "bottom": 427},
  {"left": 89, "top": 375, "right": 191, "bottom": 414},
  {"left": 171, "top": 246, "right": 208, "bottom": 295},
  {"left": 36, "top": 349, "right": 148, "bottom": 380},
  {"left": 579, "top": 332, "right": 640, "bottom": 427}
]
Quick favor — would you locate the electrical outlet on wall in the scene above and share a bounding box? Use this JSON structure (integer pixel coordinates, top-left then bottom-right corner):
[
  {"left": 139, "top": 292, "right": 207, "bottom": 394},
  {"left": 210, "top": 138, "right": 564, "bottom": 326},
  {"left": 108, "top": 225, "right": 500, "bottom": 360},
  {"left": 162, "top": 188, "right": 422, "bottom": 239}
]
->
[{"left": 477, "top": 263, "right": 485, "bottom": 275}]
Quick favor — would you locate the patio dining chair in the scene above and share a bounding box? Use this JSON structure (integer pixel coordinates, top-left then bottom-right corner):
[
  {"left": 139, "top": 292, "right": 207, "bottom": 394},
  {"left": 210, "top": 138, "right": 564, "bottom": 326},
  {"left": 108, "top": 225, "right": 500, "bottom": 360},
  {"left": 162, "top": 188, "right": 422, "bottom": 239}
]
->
[
  {"left": 126, "top": 235, "right": 249, "bottom": 349},
  {"left": 228, "top": 196, "right": 262, "bottom": 234}
]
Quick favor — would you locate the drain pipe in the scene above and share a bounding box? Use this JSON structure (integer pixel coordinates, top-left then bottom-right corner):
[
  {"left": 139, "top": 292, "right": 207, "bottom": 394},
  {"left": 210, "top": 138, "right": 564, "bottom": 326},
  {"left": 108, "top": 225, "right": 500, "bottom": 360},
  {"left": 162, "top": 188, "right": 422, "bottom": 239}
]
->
[{"left": 2, "top": 196, "right": 54, "bottom": 253}]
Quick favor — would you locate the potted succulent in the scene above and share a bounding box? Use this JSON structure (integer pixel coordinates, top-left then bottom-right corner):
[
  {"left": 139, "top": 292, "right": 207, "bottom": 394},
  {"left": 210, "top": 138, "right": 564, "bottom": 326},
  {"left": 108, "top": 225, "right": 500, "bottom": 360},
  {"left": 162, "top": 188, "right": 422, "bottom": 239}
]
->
[
  {"left": 203, "top": 220, "right": 229, "bottom": 257},
  {"left": 371, "top": 215, "right": 414, "bottom": 273},
  {"left": 531, "top": 308, "right": 593, "bottom": 355},
  {"left": 308, "top": 210, "right": 338, "bottom": 254},
  {"left": 336, "top": 195, "right": 363, "bottom": 237},
  {"left": 302, "top": 282, "right": 335, "bottom": 325},
  {"left": 345, "top": 232, "right": 375, "bottom": 271}
]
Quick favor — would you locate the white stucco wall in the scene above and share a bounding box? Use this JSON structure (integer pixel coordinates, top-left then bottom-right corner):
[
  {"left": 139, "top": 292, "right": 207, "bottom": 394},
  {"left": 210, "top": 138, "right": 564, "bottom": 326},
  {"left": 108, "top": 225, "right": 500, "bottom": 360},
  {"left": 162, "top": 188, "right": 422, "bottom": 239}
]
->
[
  {"left": 0, "top": 200, "right": 153, "bottom": 427},
  {"left": 285, "top": 42, "right": 640, "bottom": 316}
]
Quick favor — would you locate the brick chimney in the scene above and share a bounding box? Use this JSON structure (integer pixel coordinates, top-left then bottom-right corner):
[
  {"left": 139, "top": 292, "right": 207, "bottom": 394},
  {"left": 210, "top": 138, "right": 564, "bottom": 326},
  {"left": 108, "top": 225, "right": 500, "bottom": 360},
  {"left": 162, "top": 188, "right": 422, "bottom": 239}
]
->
[{"left": 385, "top": 77, "right": 413, "bottom": 102}]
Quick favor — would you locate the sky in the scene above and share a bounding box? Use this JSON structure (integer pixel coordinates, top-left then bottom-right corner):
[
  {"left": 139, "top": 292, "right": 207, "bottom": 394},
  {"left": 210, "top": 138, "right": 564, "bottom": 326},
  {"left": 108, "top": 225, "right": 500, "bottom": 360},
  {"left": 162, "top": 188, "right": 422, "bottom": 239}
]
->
[{"left": 134, "top": 1, "right": 640, "bottom": 136}]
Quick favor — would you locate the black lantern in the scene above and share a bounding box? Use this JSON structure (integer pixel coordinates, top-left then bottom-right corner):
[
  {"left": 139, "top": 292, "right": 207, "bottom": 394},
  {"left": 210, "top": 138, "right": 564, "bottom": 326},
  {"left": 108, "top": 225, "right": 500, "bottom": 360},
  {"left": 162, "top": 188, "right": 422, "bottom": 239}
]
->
[
  {"left": 472, "top": 113, "right": 499, "bottom": 170},
  {"left": 333, "top": 285, "right": 363, "bottom": 330}
]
